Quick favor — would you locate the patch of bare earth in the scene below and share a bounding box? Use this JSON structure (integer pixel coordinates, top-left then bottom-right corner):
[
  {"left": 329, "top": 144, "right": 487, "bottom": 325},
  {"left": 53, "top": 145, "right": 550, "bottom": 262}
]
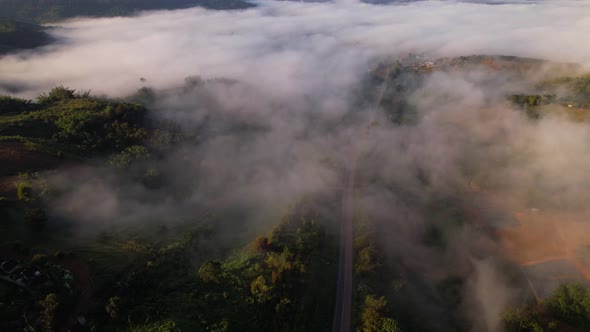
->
[
  {"left": 0, "top": 142, "right": 60, "bottom": 176},
  {"left": 499, "top": 210, "right": 590, "bottom": 281}
]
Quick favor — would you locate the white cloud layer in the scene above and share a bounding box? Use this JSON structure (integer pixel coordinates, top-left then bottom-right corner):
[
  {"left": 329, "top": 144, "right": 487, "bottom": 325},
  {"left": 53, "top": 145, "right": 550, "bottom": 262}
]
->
[{"left": 1, "top": 0, "right": 590, "bottom": 97}]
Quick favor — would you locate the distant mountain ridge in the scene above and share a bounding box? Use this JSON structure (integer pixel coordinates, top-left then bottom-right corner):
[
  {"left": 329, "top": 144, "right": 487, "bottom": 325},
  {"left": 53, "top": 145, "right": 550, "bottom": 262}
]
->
[
  {"left": 0, "top": 0, "right": 254, "bottom": 24},
  {"left": 0, "top": 18, "right": 52, "bottom": 55},
  {"left": 0, "top": 0, "right": 255, "bottom": 55}
]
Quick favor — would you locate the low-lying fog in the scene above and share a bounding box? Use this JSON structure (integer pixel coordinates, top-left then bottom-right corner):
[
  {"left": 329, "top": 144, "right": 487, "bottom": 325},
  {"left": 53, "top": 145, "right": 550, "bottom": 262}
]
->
[
  {"left": 1, "top": 0, "right": 589, "bottom": 97},
  {"left": 2, "top": 1, "right": 590, "bottom": 331}
]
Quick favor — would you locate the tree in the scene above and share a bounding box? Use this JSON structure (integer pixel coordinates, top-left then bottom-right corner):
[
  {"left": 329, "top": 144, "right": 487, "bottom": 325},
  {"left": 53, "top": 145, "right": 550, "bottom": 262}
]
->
[
  {"left": 265, "top": 247, "right": 304, "bottom": 283},
  {"left": 198, "top": 261, "right": 222, "bottom": 284},
  {"left": 39, "top": 293, "right": 59, "bottom": 332},
  {"left": 526, "top": 95, "right": 540, "bottom": 106},
  {"left": 142, "top": 168, "right": 162, "bottom": 189},
  {"left": 275, "top": 297, "right": 292, "bottom": 315},
  {"left": 108, "top": 145, "right": 151, "bottom": 169},
  {"left": 38, "top": 86, "right": 76, "bottom": 104},
  {"left": 296, "top": 219, "right": 320, "bottom": 254},
  {"left": 129, "top": 319, "right": 180, "bottom": 332},
  {"left": 356, "top": 244, "right": 380, "bottom": 274},
  {"left": 25, "top": 207, "right": 47, "bottom": 225},
  {"left": 106, "top": 296, "right": 121, "bottom": 319},
  {"left": 16, "top": 180, "right": 32, "bottom": 201},
  {"left": 250, "top": 275, "right": 272, "bottom": 304},
  {"left": 503, "top": 309, "right": 547, "bottom": 332},
  {"left": 361, "top": 295, "right": 387, "bottom": 332},
  {"left": 380, "top": 318, "right": 402, "bottom": 332},
  {"left": 544, "top": 283, "right": 590, "bottom": 327},
  {"left": 209, "top": 320, "right": 229, "bottom": 332},
  {"left": 0, "top": 95, "right": 32, "bottom": 114},
  {"left": 251, "top": 235, "right": 270, "bottom": 253}
]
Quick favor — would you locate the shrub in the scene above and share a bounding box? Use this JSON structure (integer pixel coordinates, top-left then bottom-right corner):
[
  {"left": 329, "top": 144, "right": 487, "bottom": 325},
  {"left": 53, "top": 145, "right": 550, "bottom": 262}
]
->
[
  {"left": 544, "top": 283, "right": 590, "bottom": 327},
  {"left": 356, "top": 244, "right": 380, "bottom": 275},
  {"left": 503, "top": 308, "right": 543, "bottom": 332},
  {"left": 198, "top": 261, "right": 222, "bottom": 284},
  {"left": 361, "top": 295, "right": 387, "bottom": 332},
  {"left": 0, "top": 95, "right": 32, "bottom": 114},
  {"left": 142, "top": 168, "right": 162, "bottom": 189},
  {"left": 24, "top": 207, "right": 47, "bottom": 225},
  {"left": 39, "top": 293, "right": 59, "bottom": 332},
  {"left": 251, "top": 235, "right": 270, "bottom": 253},
  {"left": 250, "top": 275, "right": 272, "bottom": 304},
  {"left": 38, "top": 86, "right": 76, "bottom": 104},
  {"left": 106, "top": 296, "right": 121, "bottom": 320},
  {"left": 265, "top": 247, "right": 304, "bottom": 283},
  {"left": 16, "top": 180, "right": 32, "bottom": 201},
  {"left": 32, "top": 253, "right": 49, "bottom": 264},
  {"left": 381, "top": 318, "right": 402, "bottom": 332},
  {"left": 25, "top": 92, "right": 148, "bottom": 153},
  {"left": 128, "top": 320, "right": 180, "bottom": 332},
  {"left": 109, "top": 145, "right": 151, "bottom": 169}
]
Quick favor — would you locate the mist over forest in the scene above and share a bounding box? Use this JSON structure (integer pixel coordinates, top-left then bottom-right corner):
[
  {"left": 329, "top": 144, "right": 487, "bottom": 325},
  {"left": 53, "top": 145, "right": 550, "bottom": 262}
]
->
[{"left": 2, "top": 1, "right": 590, "bottom": 332}]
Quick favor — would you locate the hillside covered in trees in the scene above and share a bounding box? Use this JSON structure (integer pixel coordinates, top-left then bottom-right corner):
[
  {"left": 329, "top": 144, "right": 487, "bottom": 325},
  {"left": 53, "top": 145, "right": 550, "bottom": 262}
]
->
[{"left": 0, "top": 84, "right": 339, "bottom": 331}]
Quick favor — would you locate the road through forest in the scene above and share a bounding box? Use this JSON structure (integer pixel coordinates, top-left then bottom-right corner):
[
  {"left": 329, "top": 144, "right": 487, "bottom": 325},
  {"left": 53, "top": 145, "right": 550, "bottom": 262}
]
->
[{"left": 332, "top": 67, "right": 392, "bottom": 332}]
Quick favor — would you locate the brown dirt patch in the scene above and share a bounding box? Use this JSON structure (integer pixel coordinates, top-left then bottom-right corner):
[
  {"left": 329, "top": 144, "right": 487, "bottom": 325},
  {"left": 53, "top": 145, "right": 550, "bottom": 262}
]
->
[
  {"left": 497, "top": 210, "right": 590, "bottom": 281},
  {"left": 466, "top": 181, "right": 590, "bottom": 282},
  {"left": 0, "top": 175, "right": 17, "bottom": 198},
  {"left": 498, "top": 213, "right": 566, "bottom": 265},
  {"left": 0, "top": 142, "right": 60, "bottom": 176}
]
